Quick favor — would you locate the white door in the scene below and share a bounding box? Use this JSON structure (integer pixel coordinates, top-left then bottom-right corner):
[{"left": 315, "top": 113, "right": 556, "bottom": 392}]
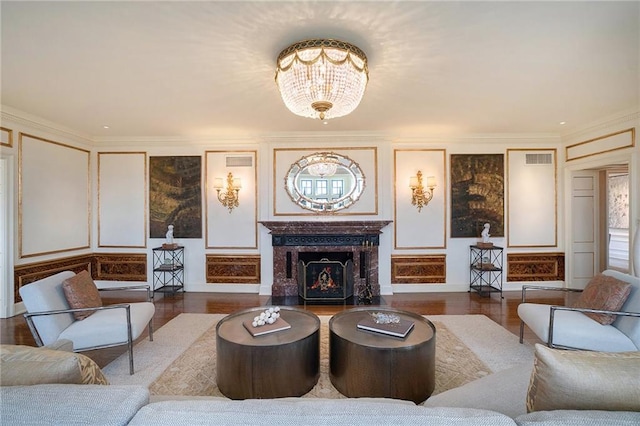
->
[{"left": 569, "top": 171, "right": 599, "bottom": 289}]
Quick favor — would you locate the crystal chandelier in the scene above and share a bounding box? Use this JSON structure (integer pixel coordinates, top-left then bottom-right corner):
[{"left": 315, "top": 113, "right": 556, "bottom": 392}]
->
[
  {"left": 306, "top": 153, "right": 340, "bottom": 177},
  {"left": 307, "top": 162, "right": 338, "bottom": 177},
  {"left": 275, "top": 39, "right": 369, "bottom": 120}
]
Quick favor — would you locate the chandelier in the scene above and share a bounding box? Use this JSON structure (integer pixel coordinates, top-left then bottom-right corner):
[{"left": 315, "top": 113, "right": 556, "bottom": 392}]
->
[
  {"left": 275, "top": 39, "right": 369, "bottom": 120},
  {"left": 306, "top": 153, "right": 341, "bottom": 177}
]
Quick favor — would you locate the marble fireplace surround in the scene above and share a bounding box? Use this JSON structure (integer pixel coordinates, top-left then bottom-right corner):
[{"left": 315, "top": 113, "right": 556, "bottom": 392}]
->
[{"left": 260, "top": 221, "right": 392, "bottom": 298}]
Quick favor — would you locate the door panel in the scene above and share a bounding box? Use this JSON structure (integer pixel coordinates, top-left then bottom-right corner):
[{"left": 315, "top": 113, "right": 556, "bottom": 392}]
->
[{"left": 570, "top": 172, "right": 598, "bottom": 289}]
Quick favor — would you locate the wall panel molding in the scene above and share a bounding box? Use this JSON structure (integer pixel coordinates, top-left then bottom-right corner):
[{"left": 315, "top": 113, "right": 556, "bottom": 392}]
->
[
  {"left": 391, "top": 255, "right": 446, "bottom": 284},
  {"left": 14, "top": 253, "right": 147, "bottom": 303},
  {"left": 506, "top": 252, "right": 565, "bottom": 281},
  {"left": 206, "top": 255, "right": 261, "bottom": 284}
]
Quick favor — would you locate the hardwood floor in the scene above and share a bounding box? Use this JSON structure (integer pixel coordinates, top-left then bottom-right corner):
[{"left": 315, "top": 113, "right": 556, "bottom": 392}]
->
[{"left": 1, "top": 289, "right": 567, "bottom": 369}]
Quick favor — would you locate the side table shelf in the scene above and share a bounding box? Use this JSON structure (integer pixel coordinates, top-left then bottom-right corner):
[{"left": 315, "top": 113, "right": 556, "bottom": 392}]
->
[
  {"left": 469, "top": 245, "right": 503, "bottom": 298},
  {"left": 152, "top": 246, "right": 185, "bottom": 294}
]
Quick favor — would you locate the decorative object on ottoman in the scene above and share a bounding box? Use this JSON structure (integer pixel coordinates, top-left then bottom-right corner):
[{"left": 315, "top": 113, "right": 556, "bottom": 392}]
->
[
  {"left": 356, "top": 312, "right": 415, "bottom": 338},
  {"left": 243, "top": 307, "right": 291, "bottom": 336}
]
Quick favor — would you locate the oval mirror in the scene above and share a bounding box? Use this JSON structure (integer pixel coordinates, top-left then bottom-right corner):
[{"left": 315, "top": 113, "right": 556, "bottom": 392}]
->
[{"left": 285, "top": 152, "right": 366, "bottom": 213}]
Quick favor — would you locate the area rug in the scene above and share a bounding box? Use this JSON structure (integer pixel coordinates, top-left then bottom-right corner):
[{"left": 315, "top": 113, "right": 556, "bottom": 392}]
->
[{"left": 103, "top": 313, "right": 534, "bottom": 400}]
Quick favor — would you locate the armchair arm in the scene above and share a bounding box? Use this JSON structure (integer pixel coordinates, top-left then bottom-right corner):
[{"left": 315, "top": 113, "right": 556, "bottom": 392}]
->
[
  {"left": 98, "top": 284, "right": 153, "bottom": 301},
  {"left": 24, "top": 304, "right": 132, "bottom": 347},
  {"left": 548, "top": 305, "right": 640, "bottom": 349},
  {"left": 521, "top": 285, "right": 582, "bottom": 303}
]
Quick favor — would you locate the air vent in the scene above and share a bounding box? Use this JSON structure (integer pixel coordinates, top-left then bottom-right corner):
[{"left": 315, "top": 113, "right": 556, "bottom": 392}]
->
[
  {"left": 226, "top": 156, "right": 253, "bottom": 167},
  {"left": 525, "top": 153, "right": 552, "bottom": 165}
]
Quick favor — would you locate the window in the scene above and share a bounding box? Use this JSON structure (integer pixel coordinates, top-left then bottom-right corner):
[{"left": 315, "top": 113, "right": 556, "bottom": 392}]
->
[
  {"left": 332, "top": 180, "right": 344, "bottom": 197},
  {"left": 315, "top": 180, "right": 328, "bottom": 195},
  {"left": 300, "top": 179, "right": 312, "bottom": 196}
]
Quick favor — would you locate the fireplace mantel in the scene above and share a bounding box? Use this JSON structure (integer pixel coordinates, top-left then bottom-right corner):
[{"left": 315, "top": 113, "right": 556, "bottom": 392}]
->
[
  {"left": 260, "top": 221, "right": 391, "bottom": 235},
  {"left": 260, "top": 221, "right": 391, "bottom": 299}
]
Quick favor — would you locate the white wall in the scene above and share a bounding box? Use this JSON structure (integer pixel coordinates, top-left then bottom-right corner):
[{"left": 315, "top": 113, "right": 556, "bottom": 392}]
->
[{"left": 2, "top": 108, "right": 638, "bottom": 308}]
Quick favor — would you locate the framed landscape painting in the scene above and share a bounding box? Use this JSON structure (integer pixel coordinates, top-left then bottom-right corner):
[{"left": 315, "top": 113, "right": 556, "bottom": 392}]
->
[
  {"left": 450, "top": 154, "right": 504, "bottom": 238},
  {"left": 149, "top": 156, "right": 202, "bottom": 239}
]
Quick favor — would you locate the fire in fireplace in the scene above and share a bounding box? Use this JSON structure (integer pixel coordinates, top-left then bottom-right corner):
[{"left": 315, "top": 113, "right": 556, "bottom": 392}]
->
[{"left": 298, "top": 252, "right": 354, "bottom": 301}]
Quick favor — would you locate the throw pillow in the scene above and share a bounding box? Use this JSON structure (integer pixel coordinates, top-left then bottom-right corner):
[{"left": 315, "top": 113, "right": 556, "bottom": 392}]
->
[
  {"left": 570, "top": 273, "right": 631, "bottom": 324},
  {"left": 526, "top": 344, "right": 640, "bottom": 413},
  {"left": 62, "top": 270, "right": 102, "bottom": 320},
  {"left": 0, "top": 344, "right": 109, "bottom": 385}
]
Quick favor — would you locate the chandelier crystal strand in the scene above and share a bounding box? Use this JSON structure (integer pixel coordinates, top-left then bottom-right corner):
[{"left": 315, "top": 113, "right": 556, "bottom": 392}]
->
[{"left": 275, "top": 39, "right": 368, "bottom": 120}]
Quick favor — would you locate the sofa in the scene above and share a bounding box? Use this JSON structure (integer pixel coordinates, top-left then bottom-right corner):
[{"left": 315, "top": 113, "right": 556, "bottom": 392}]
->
[{"left": 2, "top": 342, "right": 639, "bottom": 426}]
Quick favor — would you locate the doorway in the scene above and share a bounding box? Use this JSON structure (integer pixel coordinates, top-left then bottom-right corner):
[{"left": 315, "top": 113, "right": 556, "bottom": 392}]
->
[
  {"left": 604, "top": 167, "right": 630, "bottom": 272},
  {"left": 569, "top": 163, "right": 630, "bottom": 289}
]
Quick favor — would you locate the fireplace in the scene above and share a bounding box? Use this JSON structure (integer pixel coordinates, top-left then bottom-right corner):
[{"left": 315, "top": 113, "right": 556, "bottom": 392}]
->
[
  {"left": 298, "top": 252, "right": 354, "bottom": 301},
  {"left": 260, "top": 221, "right": 391, "bottom": 300}
]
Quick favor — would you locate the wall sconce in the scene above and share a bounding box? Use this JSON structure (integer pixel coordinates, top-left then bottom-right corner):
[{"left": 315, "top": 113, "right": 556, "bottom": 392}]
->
[
  {"left": 409, "top": 170, "right": 436, "bottom": 212},
  {"left": 214, "top": 172, "right": 241, "bottom": 213}
]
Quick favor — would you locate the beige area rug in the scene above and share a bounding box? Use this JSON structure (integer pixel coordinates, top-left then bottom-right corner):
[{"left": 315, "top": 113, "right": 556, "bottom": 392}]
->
[{"left": 103, "top": 313, "right": 534, "bottom": 400}]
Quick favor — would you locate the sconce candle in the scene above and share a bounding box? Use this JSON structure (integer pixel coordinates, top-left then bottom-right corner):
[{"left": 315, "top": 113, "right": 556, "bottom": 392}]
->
[
  {"left": 409, "top": 170, "right": 436, "bottom": 212},
  {"left": 215, "top": 172, "right": 241, "bottom": 213}
]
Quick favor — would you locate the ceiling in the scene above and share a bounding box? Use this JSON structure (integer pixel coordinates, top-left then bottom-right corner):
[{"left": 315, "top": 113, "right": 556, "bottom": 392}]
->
[{"left": 1, "top": 1, "right": 638, "bottom": 140}]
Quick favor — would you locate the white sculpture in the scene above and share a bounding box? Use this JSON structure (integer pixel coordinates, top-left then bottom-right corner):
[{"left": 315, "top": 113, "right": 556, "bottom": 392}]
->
[
  {"left": 252, "top": 307, "right": 281, "bottom": 327},
  {"left": 481, "top": 223, "right": 491, "bottom": 243},
  {"left": 166, "top": 225, "right": 174, "bottom": 244}
]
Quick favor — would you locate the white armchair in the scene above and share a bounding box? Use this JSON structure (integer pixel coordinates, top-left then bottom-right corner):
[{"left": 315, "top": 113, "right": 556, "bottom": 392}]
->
[
  {"left": 518, "top": 270, "right": 640, "bottom": 352},
  {"left": 19, "top": 270, "right": 155, "bottom": 374}
]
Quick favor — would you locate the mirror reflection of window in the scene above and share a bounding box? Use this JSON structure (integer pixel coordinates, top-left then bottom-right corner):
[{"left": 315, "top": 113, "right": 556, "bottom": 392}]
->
[
  {"left": 332, "top": 180, "right": 344, "bottom": 196},
  {"left": 285, "top": 151, "right": 366, "bottom": 213},
  {"left": 300, "top": 179, "right": 312, "bottom": 196},
  {"left": 316, "top": 180, "right": 328, "bottom": 195}
]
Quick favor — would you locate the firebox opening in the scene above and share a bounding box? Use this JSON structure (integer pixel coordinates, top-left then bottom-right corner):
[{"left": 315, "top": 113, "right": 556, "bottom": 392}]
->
[{"left": 298, "top": 251, "right": 354, "bottom": 301}]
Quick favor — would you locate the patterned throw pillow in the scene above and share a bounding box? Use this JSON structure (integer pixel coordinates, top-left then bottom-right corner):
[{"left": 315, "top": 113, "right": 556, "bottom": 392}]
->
[
  {"left": 62, "top": 270, "right": 103, "bottom": 320},
  {"left": 570, "top": 273, "right": 631, "bottom": 325}
]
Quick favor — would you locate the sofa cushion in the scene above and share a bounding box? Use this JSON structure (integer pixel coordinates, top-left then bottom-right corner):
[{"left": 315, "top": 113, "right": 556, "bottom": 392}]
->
[
  {"left": 129, "top": 399, "right": 518, "bottom": 426},
  {"left": 526, "top": 344, "right": 640, "bottom": 413},
  {"left": 60, "top": 301, "right": 155, "bottom": 351},
  {"left": 0, "top": 384, "right": 149, "bottom": 426},
  {"left": 0, "top": 344, "right": 108, "bottom": 385},
  {"left": 515, "top": 410, "right": 640, "bottom": 426},
  {"left": 517, "top": 303, "right": 636, "bottom": 351},
  {"left": 424, "top": 363, "right": 532, "bottom": 418},
  {"left": 62, "top": 270, "right": 103, "bottom": 320},
  {"left": 570, "top": 273, "right": 631, "bottom": 324}
]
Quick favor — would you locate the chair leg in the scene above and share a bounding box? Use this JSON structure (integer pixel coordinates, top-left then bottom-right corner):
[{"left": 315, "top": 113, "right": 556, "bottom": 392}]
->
[
  {"left": 519, "top": 320, "right": 525, "bottom": 344},
  {"left": 148, "top": 320, "right": 154, "bottom": 342},
  {"left": 128, "top": 338, "right": 134, "bottom": 375},
  {"left": 126, "top": 308, "right": 134, "bottom": 375}
]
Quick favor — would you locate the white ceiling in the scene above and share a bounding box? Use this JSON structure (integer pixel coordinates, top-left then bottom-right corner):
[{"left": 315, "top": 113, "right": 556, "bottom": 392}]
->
[{"left": 1, "top": 1, "right": 638, "bottom": 140}]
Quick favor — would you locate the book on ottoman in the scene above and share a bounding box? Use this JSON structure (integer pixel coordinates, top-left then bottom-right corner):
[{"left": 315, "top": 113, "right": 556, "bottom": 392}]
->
[
  {"left": 243, "top": 318, "right": 291, "bottom": 337},
  {"left": 357, "top": 317, "right": 415, "bottom": 338}
]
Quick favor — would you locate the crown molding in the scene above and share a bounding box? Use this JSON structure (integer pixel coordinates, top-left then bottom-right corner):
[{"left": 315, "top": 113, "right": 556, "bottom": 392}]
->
[
  {"left": 392, "top": 133, "right": 561, "bottom": 145},
  {"left": 1, "top": 105, "right": 93, "bottom": 146},
  {"left": 560, "top": 108, "right": 639, "bottom": 142}
]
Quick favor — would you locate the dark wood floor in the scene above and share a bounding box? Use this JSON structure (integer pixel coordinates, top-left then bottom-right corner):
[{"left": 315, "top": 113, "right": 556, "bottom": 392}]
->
[{"left": 1, "top": 289, "right": 566, "bottom": 369}]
